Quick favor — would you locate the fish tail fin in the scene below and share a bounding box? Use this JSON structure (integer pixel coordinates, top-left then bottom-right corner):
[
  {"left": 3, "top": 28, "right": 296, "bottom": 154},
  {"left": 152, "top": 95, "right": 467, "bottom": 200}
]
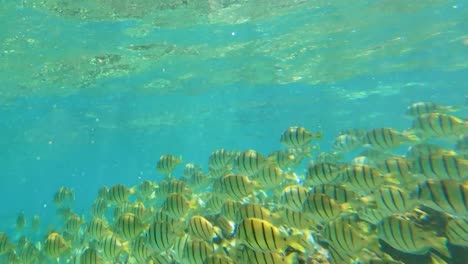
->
[
  {"left": 314, "top": 131, "right": 323, "bottom": 140},
  {"left": 383, "top": 173, "right": 400, "bottom": 185},
  {"left": 358, "top": 195, "right": 377, "bottom": 209},
  {"left": 402, "top": 129, "right": 421, "bottom": 143},
  {"left": 431, "top": 236, "right": 451, "bottom": 259},
  {"left": 430, "top": 252, "right": 448, "bottom": 264},
  {"left": 285, "top": 252, "right": 299, "bottom": 264},
  {"left": 288, "top": 230, "right": 314, "bottom": 253},
  {"left": 446, "top": 105, "right": 460, "bottom": 113},
  {"left": 284, "top": 172, "right": 301, "bottom": 183}
]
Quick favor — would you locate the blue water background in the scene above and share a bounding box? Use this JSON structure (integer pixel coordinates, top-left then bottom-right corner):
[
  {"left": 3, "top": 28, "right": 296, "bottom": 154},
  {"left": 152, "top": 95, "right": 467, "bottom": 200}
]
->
[{"left": 0, "top": 1, "right": 467, "bottom": 239}]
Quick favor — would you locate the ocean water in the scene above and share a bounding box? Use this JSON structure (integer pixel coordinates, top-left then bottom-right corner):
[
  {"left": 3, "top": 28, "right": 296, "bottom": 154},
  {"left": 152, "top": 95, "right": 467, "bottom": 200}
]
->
[{"left": 0, "top": 0, "right": 467, "bottom": 263}]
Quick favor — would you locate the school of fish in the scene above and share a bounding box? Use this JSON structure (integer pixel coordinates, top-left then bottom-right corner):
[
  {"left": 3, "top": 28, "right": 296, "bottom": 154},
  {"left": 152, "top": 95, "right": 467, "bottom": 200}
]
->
[{"left": 0, "top": 101, "right": 467, "bottom": 264}]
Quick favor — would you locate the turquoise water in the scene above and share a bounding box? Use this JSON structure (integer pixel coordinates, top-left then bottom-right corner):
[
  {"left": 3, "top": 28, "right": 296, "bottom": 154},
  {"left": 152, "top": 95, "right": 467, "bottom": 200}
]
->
[{"left": 0, "top": 0, "right": 467, "bottom": 263}]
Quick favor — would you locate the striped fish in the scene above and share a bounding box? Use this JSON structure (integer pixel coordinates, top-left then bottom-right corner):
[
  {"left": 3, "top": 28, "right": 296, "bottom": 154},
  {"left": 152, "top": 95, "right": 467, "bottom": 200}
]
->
[
  {"left": 235, "top": 204, "right": 277, "bottom": 223},
  {"left": 43, "top": 232, "right": 70, "bottom": 258},
  {"left": 214, "top": 215, "right": 236, "bottom": 240},
  {"left": 412, "top": 113, "right": 467, "bottom": 138},
  {"left": 146, "top": 221, "right": 178, "bottom": 252},
  {"left": 239, "top": 246, "right": 298, "bottom": 264},
  {"left": 204, "top": 255, "right": 235, "bottom": 264},
  {"left": 358, "top": 207, "right": 392, "bottom": 225},
  {"left": 31, "top": 215, "right": 40, "bottom": 232},
  {"left": 363, "top": 128, "right": 419, "bottom": 149},
  {"left": 306, "top": 162, "right": 343, "bottom": 185},
  {"left": 376, "top": 215, "right": 450, "bottom": 258},
  {"left": 235, "top": 149, "right": 266, "bottom": 176},
  {"left": 279, "top": 185, "right": 309, "bottom": 211},
  {"left": 236, "top": 218, "right": 292, "bottom": 253},
  {"left": 379, "top": 157, "right": 415, "bottom": 186},
  {"left": 282, "top": 209, "right": 316, "bottom": 230},
  {"left": 302, "top": 193, "right": 352, "bottom": 222},
  {"left": 114, "top": 213, "right": 147, "bottom": 240},
  {"left": 311, "top": 184, "right": 357, "bottom": 203},
  {"left": 182, "top": 240, "right": 214, "bottom": 264},
  {"left": 280, "top": 126, "right": 322, "bottom": 148},
  {"left": 341, "top": 165, "right": 398, "bottom": 194},
  {"left": 161, "top": 193, "right": 193, "bottom": 219},
  {"left": 255, "top": 164, "right": 297, "bottom": 189},
  {"left": 147, "top": 254, "right": 173, "bottom": 264},
  {"left": 172, "top": 234, "right": 191, "bottom": 263},
  {"left": 321, "top": 220, "right": 375, "bottom": 255},
  {"left": 204, "top": 195, "right": 225, "bottom": 215},
  {"left": 155, "top": 179, "right": 191, "bottom": 197},
  {"left": 17, "top": 241, "right": 40, "bottom": 264},
  {"left": 79, "top": 247, "right": 104, "bottom": 264},
  {"left": 186, "top": 216, "right": 220, "bottom": 242},
  {"left": 267, "top": 150, "right": 300, "bottom": 170},
  {"left": 91, "top": 199, "right": 109, "bottom": 218},
  {"left": 220, "top": 200, "right": 241, "bottom": 221},
  {"left": 208, "top": 149, "right": 235, "bottom": 170},
  {"left": 156, "top": 154, "right": 182, "bottom": 176},
  {"left": 98, "top": 235, "right": 128, "bottom": 260},
  {"left": 107, "top": 184, "right": 134, "bottom": 205},
  {"left": 53, "top": 187, "right": 75, "bottom": 207},
  {"left": 405, "top": 102, "right": 457, "bottom": 116},
  {"left": 131, "top": 236, "right": 153, "bottom": 262},
  {"left": 86, "top": 218, "right": 112, "bottom": 240},
  {"left": 412, "top": 153, "right": 468, "bottom": 180},
  {"left": 446, "top": 218, "right": 468, "bottom": 247},
  {"left": 16, "top": 212, "right": 25, "bottom": 230},
  {"left": 0, "top": 232, "right": 13, "bottom": 255},
  {"left": 333, "top": 134, "right": 363, "bottom": 153},
  {"left": 412, "top": 179, "right": 467, "bottom": 217},
  {"left": 218, "top": 174, "right": 257, "bottom": 200},
  {"left": 65, "top": 215, "right": 84, "bottom": 235},
  {"left": 137, "top": 180, "right": 155, "bottom": 200},
  {"left": 360, "top": 185, "right": 416, "bottom": 215}
]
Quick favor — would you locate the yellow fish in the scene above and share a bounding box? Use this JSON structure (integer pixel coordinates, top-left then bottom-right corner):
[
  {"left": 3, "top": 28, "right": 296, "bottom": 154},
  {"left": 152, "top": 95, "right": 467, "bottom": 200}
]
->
[
  {"left": 86, "top": 218, "right": 112, "bottom": 240},
  {"left": 306, "top": 162, "right": 343, "bottom": 185},
  {"left": 302, "top": 193, "right": 353, "bottom": 222},
  {"left": 98, "top": 235, "right": 129, "bottom": 260},
  {"left": 79, "top": 247, "right": 105, "bottom": 264},
  {"left": 406, "top": 102, "right": 458, "bottom": 116},
  {"left": 412, "top": 113, "right": 467, "bottom": 138},
  {"left": 131, "top": 236, "right": 153, "bottom": 262},
  {"left": 53, "top": 187, "right": 75, "bottom": 207},
  {"left": 279, "top": 185, "right": 309, "bottom": 211},
  {"left": 156, "top": 154, "right": 182, "bottom": 177},
  {"left": 186, "top": 216, "right": 221, "bottom": 242},
  {"left": 43, "top": 232, "right": 70, "bottom": 258},
  {"left": 114, "top": 213, "right": 147, "bottom": 240},
  {"left": 0, "top": 232, "right": 14, "bottom": 255},
  {"left": 446, "top": 218, "right": 468, "bottom": 247},
  {"left": 412, "top": 153, "right": 468, "bottom": 180},
  {"left": 235, "top": 149, "right": 266, "bottom": 176},
  {"left": 321, "top": 220, "right": 377, "bottom": 256},
  {"left": 217, "top": 174, "right": 258, "bottom": 200},
  {"left": 363, "top": 128, "right": 419, "bottom": 149},
  {"left": 376, "top": 215, "right": 450, "bottom": 258},
  {"left": 146, "top": 221, "right": 178, "bottom": 252},
  {"left": 208, "top": 149, "right": 235, "bottom": 170},
  {"left": 238, "top": 246, "right": 298, "bottom": 264},
  {"left": 280, "top": 126, "right": 322, "bottom": 148},
  {"left": 16, "top": 212, "right": 26, "bottom": 230},
  {"left": 107, "top": 184, "right": 135, "bottom": 205},
  {"left": 412, "top": 179, "right": 467, "bottom": 217},
  {"left": 236, "top": 217, "right": 305, "bottom": 253},
  {"left": 182, "top": 240, "right": 213, "bottom": 264}
]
